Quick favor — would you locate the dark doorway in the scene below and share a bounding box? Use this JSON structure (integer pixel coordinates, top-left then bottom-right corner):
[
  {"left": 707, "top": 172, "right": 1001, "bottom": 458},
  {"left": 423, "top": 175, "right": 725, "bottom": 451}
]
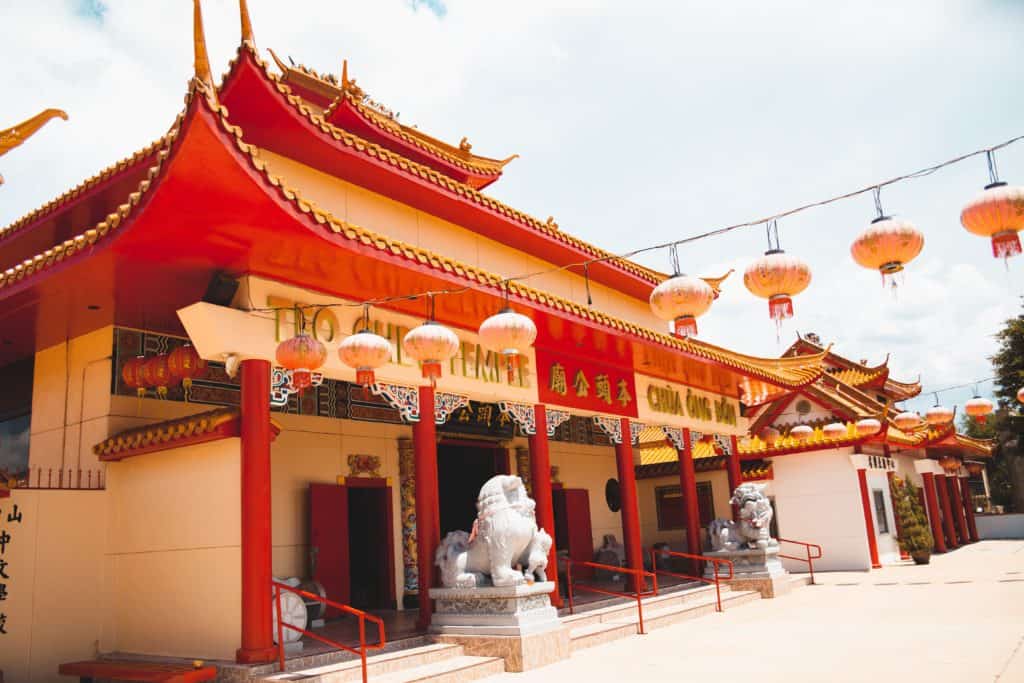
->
[
  {"left": 437, "top": 442, "right": 503, "bottom": 536},
  {"left": 347, "top": 486, "right": 392, "bottom": 611}
]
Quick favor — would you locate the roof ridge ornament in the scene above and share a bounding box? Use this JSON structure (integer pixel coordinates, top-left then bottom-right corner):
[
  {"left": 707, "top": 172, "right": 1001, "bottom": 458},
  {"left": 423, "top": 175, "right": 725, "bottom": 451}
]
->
[
  {"left": 239, "top": 0, "right": 255, "bottom": 46},
  {"left": 192, "top": 0, "right": 218, "bottom": 102}
]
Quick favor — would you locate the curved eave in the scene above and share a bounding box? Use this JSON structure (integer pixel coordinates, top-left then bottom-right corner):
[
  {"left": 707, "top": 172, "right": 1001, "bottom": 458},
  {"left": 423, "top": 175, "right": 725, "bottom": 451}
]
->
[
  {"left": 220, "top": 46, "right": 665, "bottom": 300},
  {"left": 1, "top": 71, "right": 825, "bottom": 394},
  {"left": 884, "top": 376, "right": 923, "bottom": 399}
]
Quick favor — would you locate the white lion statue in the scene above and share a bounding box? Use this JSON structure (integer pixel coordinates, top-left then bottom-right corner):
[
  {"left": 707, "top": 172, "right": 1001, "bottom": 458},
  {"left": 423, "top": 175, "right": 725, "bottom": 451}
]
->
[
  {"left": 435, "top": 474, "right": 553, "bottom": 588},
  {"left": 709, "top": 483, "right": 777, "bottom": 551}
]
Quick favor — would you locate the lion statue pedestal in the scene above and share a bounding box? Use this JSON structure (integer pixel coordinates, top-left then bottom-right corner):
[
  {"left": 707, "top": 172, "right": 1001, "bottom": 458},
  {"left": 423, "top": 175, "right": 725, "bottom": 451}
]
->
[
  {"left": 704, "top": 483, "right": 791, "bottom": 599},
  {"left": 429, "top": 475, "right": 569, "bottom": 672}
]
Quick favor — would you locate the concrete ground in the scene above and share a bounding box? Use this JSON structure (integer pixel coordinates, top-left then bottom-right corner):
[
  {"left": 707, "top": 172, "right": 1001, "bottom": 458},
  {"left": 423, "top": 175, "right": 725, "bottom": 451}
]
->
[{"left": 492, "top": 540, "right": 1024, "bottom": 682}]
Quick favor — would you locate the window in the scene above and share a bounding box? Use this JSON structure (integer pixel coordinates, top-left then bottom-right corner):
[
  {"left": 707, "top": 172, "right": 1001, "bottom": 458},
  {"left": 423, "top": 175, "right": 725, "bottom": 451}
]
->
[
  {"left": 0, "top": 357, "right": 33, "bottom": 486},
  {"left": 655, "top": 486, "right": 685, "bottom": 530},
  {"left": 872, "top": 489, "right": 889, "bottom": 534}
]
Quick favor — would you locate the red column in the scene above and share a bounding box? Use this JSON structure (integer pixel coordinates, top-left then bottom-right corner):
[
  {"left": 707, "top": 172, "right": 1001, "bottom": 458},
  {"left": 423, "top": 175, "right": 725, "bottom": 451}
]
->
[
  {"left": 528, "top": 405, "right": 562, "bottom": 607},
  {"left": 237, "top": 359, "right": 276, "bottom": 664},
  {"left": 855, "top": 466, "right": 882, "bottom": 569},
  {"left": 615, "top": 418, "right": 644, "bottom": 593},
  {"left": 947, "top": 474, "right": 969, "bottom": 545},
  {"left": 727, "top": 435, "right": 742, "bottom": 520},
  {"left": 921, "top": 473, "right": 947, "bottom": 553},
  {"left": 676, "top": 428, "right": 702, "bottom": 556},
  {"left": 960, "top": 476, "right": 979, "bottom": 543},
  {"left": 936, "top": 473, "right": 958, "bottom": 549},
  {"left": 414, "top": 386, "right": 440, "bottom": 629}
]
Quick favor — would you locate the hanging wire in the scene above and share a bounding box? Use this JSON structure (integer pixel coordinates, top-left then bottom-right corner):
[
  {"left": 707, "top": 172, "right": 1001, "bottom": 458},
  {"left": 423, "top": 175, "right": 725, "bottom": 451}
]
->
[
  {"left": 668, "top": 242, "right": 682, "bottom": 276},
  {"left": 872, "top": 186, "right": 885, "bottom": 219},
  {"left": 246, "top": 131, "right": 1024, "bottom": 317},
  {"left": 583, "top": 263, "right": 594, "bottom": 306},
  {"left": 765, "top": 219, "right": 781, "bottom": 252},
  {"left": 986, "top": 149, "right": 1000, "bottom": 185}
]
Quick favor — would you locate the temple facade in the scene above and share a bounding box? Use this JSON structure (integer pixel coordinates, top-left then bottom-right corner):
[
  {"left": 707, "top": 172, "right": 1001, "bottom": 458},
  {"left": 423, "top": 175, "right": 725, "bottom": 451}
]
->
[{"left": 0, "top": 3, "right": 991, "bottom": 680}]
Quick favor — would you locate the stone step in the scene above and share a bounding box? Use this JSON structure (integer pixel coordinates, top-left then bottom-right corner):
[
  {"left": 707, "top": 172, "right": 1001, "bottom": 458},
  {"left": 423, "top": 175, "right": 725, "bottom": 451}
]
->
[
  {"left": 568, "top": 590, "right": 760, "bottom": 653},
  {"left": 255, "top": 643, "right": 466, "bottom": 682},
  {"left": 561, "top": 582, "right": 723, "bottom": 629},
  {"left": 367, "top": 655, "right": 505, "bottom": 683}
]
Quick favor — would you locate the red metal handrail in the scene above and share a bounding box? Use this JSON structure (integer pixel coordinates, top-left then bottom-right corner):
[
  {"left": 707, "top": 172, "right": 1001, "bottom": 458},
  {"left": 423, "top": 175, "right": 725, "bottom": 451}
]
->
[
  {"left": 777, "top": 538, "right": 823, "bottom": 585},
  {"left": 648, "top": 548, "right": 734, "bottom": 613},
  {"left": 560, "top": 558, "right": 658, "bottom": 634},
  {"left": 272, "top": 581, "right": 386, "bottom": 683}
]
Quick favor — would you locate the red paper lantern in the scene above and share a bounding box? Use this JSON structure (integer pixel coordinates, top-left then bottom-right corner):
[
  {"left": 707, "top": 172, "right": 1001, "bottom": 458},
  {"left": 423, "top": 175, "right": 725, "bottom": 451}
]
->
[
  {"left": 140, "top": 354, "right": 172, "bottom": 398},
  {"left": 649, "top": 274, "right": 715, "bottom": 338},
  {"left": 743, "top": 250, "right": 811, "bottom": 328},
  {"left": 964, "top": 395, "right": 994, "bottom": 424},
  {"left": 855, "top": 418, "right": 882, "bottom": 437},
  {"left": 402, "top": 321, "right": 460, "bottom": 383},
  {"left": 276, "top": 333, "right": 327, "bottom": 393},
  {"left": 961, "top": 180, "right": 1024, "bottom": 261},
  {"left": 760, "top": 427, "right": 780, "bottom": 447},
  {"left": 121, "top": 356, "right": 148, "bottom": 398},
  {"left": 1018, "top": 386, "right": 1024, "bottom": 405},
  {"left": 925, "top": 405, "right": 955, "bottom": 426},
  {"left": 938, "top": 454, "right": 961, "bottom": 475},
  {"left": 338, "top": 329, "right": 392, "bottom": 386},
  {"left": 790, "top": 425, "right": 813, "bottom": 442},
  {"left": 822, "top": 422, "right": 847, "bottom": 440},
  {"left": 479, "top": 308, "right": 537, "bottom": 383},
  {"left": 167, "top": 344, "right": 207, "bottom": 394},
  {"left": 893, "top": 411, "right": 920, "bottom": 431},
  {"left": 850, "top": 216, "right": 924, "bottom": 289}
]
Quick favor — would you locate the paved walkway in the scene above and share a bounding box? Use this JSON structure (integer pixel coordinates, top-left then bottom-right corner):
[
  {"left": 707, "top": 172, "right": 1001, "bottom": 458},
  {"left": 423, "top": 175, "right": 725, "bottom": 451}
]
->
[{"left": 493, "top": 540, "right": 1024, "bottom": 682}]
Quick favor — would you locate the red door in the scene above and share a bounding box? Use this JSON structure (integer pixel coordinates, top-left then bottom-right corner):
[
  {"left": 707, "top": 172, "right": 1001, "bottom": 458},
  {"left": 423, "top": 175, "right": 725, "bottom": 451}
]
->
[
  {"left": 310, "top": 483, "right": 350, "bottom": 615},
  {"left": 554, "top": 488, "right": 594, "bottom": 576}
]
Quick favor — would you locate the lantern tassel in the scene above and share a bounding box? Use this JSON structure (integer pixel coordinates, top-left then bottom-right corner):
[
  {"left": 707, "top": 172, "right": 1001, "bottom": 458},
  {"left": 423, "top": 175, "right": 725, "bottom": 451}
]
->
[
  {"left": 183, "top": 377, "right": 192, "bottom": 403},
  {"left": 992, "top": 231, "right": 1021, "bottom": 260},
  {"left": 672, "top": 316, "right": 698, "bottom": 338}
]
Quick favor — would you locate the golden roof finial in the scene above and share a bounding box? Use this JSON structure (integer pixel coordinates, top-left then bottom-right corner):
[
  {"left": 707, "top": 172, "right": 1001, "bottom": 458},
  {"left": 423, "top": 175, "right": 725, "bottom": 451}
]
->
[
  {"left": 193, "top": 0, "right": 217, "bottom": 99},
  {"left": 701, "top": 269, "right": 735, "bottom": 299},
  {"left": 342, "top": 59, "right": 349, "bottom": 88},
  {"left": 0, "top": 109, "right": 68, "bottom": 158},
  {"left": 239, "top": 0, "right": 255, "bottom": 46}
]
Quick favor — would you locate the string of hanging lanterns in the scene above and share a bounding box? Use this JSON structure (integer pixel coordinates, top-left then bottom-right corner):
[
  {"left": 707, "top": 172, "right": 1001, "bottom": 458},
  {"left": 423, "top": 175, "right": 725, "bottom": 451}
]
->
[{"left": 248, "top": 135, "right": 1024, "bottom": 349}]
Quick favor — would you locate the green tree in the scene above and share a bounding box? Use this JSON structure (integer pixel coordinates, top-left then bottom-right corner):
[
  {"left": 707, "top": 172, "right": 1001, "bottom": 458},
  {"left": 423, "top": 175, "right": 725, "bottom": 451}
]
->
[
  {"left": 890, "top": 477, "right": 932, "bottom": 556},
  {"left": 984, "top": 298, "right": 1024, "bottom": 512}
]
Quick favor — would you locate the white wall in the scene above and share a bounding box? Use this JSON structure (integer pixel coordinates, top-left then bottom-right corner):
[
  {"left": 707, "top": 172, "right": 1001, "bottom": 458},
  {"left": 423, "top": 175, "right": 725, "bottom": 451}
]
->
[
  {"left": 770, "top": 448, "right": 872, "bottom": 572},
  {"left": 976, "top": 513, "right": 1024, "bottom": 540}
]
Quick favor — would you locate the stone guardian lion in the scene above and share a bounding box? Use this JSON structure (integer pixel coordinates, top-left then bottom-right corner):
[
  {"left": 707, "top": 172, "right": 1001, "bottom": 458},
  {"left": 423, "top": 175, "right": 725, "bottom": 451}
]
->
[
  {"left": 435, "top": 474, "right": 553, "bottom": 588},
  {"left": 709, "top": 483, "right": 778, "bottom": 551}
]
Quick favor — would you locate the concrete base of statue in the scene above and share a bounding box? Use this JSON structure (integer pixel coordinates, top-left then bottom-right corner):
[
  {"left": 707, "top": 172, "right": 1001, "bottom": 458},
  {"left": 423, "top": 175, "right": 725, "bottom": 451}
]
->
[
  {"left": 705, "top": 544, "right": 792, "bottom": 599},
  {"left": 429, "top": 581, "right": 569, "bottom": 671}
]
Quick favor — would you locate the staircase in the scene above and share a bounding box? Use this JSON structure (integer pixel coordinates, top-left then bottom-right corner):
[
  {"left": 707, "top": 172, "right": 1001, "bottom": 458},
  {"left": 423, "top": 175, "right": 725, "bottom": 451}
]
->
[
  {"left": 251, "top": 576, "right": 813, "bottom": 682},
  {"left": 254, "top": 641, "right": 503, "bottom": 683},
  {"left": 563, "top": 581, "right": 762, "bottom": 652}
]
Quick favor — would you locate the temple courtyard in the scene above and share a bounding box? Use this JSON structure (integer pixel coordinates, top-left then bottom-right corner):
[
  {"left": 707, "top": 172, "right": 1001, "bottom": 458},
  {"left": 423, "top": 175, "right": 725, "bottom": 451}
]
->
[{"left": 492, "top": 540, "right": 1024, "bottom": 682}]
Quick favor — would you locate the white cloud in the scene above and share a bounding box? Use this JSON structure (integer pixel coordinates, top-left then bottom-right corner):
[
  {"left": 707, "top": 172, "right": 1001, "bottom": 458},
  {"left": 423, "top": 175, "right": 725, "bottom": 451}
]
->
[{"left": 2, "top": 0, "right": 1023, "bottom": 409}]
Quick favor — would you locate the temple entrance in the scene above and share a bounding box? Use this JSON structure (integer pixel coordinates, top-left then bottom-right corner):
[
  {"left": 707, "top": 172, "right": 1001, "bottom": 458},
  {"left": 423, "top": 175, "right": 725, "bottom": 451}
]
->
[
  {"left": 437, "top": 441, "right": 508, "bottom": 536},
  {"left": 310, "top": 479, "right": 395, "bottom": 614}
]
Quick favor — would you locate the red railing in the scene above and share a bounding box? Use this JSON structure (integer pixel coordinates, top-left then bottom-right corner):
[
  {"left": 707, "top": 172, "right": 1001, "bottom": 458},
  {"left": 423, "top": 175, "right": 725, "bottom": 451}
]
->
[
  {"left": 777, "top": 538, "right": 823, "bottom": 584},
  {"left": 272, "top": 581, "right": 386, "bottom": 683},
  {"left": 560, "top": 558, "right": 658, "bottom": 634},
  {"left": 648, "top": 548, "right": 734, "bottom": 613}
]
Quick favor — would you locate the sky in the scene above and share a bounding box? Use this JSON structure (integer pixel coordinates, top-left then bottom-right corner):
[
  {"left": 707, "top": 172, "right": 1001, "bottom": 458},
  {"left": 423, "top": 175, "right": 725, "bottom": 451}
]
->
[{"left": 2, "top": 0, "right": 1023, "bottom": 414}]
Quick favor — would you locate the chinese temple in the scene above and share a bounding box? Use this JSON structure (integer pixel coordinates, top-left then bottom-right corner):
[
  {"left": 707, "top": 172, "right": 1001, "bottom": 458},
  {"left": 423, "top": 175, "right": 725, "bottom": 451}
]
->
[{"left": 0, "top": 2, "right": 991, "bottom": 681}]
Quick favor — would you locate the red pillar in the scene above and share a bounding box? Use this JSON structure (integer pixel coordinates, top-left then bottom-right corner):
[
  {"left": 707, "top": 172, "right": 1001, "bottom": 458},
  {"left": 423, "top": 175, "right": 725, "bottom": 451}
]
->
[
  {"left": 936, "top": 473, "right": 958, "bottom": 549},
  {"left": 528, "top": 405, "right": 562, "bottom": 607},
  {"left": 676, "top": 428, "right": 702, "bottom": 556},
  {"left": 960, "top": 476, "right": 979, "bottom": 543},
  {"left": 615, "top": 418, "right": 644, "bottom": 593},
  {"left": 855, "top": 466, "right": 882, "bottom": 569},
  {"left": 727, "top": 435, "right": 742, "bottom": 520},
  {"left": 237, "top": 359, "right": 276, "bottom": 664},
  {"left": 947, "top": 474, "right": 969, "bottom": 545},
  {"left": 414, "top": 386, "right": 441, "bottom": 629},
  {"left": 921, "top": 473, "right": 947, "bottom": 553}
]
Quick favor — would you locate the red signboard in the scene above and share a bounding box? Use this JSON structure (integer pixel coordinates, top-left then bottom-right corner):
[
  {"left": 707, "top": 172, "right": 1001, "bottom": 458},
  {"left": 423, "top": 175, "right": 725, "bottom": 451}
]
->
[{"left": 535, "top": 348, "right": 638, "bottom": 418}]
